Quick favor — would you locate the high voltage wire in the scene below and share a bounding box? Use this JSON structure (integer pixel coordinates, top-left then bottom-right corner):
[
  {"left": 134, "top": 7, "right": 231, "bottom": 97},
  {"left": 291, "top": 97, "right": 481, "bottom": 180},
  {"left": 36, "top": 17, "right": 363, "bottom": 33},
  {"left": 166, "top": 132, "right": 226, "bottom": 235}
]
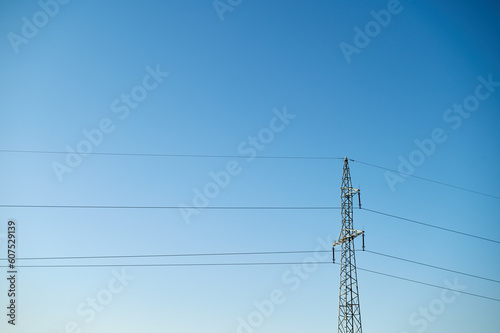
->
[
  {"left": 2, "top": 203, "right": 497, "bottom": 245},
  {"left": 2, "top": 249, "right": 498, "bottom": 285},
  {"left": 0, "top": 249, "right": 325, "bottom": 261},
  {"left": 0, "top": 149, "right": 343, "bottom": 160},
  {"left": 351, "top": 159, "right": 500, "bottom": 200},
  {"left": 0, "top": 204, "right": 342, "bottom": 210},
  {"left": 354, "top": 267, "right": 500, "bottom": 303},
  {"left": 362, "top": 208, "right": 500, "bottom": 244},
  {"left": 2, "top": 261, "right": 498, "bottom": 302},
  {"left": 364, "top": 250, "right": 500, "bottom": 284},
  {"left": 1, "top": 149, "right": 498, "bottom": 199},
  {"left": 4, "top": 262, "right": 311, "bottom": 268}
]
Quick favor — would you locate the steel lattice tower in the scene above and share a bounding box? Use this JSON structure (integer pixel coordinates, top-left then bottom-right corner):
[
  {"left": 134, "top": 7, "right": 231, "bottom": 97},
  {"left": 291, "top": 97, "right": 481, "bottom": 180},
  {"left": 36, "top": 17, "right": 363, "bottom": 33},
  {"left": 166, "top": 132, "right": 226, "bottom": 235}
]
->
[{"left": 333, "top": 157, "right": 363, "bottom": 333}]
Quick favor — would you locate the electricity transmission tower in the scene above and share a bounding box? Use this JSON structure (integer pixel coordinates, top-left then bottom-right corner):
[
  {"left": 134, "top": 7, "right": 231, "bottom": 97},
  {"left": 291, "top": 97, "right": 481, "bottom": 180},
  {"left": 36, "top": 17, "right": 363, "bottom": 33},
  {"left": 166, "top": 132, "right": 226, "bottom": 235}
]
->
[{"left": 333, "top": 157, "right": 364, "bottom": 333}]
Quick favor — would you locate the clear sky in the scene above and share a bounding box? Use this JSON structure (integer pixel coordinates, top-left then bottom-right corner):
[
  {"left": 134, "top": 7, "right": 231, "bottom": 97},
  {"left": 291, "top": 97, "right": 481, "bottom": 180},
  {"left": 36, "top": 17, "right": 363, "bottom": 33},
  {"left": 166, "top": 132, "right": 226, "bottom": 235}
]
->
[{"left": 1, "top": 0, "right": 500, "bottom": 332}]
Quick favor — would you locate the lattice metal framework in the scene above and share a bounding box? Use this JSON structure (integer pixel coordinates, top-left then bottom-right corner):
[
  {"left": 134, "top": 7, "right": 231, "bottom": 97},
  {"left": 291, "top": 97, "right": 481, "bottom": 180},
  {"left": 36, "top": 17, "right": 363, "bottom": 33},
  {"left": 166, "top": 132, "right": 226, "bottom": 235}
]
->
[{"left": 333, "top": 157, "right": 363, "bottom": 333}]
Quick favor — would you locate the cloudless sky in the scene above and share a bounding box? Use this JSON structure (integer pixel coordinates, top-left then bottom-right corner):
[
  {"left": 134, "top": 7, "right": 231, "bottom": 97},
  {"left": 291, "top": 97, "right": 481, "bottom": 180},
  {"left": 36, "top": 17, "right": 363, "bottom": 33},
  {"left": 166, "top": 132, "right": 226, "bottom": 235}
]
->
[{"left": 1, "top": 1, "right": 500, "bottom": 332}]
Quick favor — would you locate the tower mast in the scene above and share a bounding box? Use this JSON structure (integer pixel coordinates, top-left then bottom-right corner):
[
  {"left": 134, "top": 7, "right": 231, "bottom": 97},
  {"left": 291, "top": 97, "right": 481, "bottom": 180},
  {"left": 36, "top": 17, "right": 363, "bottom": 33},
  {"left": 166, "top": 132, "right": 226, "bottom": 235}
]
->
[{"left": 333, "top": 157, "right": 363, "bottom": 333}]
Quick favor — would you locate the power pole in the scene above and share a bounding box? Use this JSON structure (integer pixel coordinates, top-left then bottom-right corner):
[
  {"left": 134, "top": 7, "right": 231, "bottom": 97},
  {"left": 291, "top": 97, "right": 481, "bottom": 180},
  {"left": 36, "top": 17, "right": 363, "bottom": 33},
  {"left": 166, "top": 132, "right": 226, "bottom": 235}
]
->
[{"left": 333, "top": 157, "right": 364, "bottom": 333}]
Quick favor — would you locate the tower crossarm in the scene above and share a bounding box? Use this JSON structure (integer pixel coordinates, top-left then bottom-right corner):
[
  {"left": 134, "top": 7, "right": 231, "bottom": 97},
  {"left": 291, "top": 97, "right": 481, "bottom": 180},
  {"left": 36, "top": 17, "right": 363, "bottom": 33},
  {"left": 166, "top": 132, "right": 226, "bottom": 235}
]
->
[
  {"left": 333, "top": 229, "right": 364, "bottom": 247},
  {"left": 342, "top": 187, "right": 359, "bottom": 198}
]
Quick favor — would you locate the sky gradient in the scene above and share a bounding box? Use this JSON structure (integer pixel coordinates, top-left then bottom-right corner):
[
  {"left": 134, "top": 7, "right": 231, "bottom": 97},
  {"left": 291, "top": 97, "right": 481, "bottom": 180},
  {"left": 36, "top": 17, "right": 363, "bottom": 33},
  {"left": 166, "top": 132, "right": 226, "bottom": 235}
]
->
[{"left": 1, "top": 1, "right": 500, "bottom": 332}]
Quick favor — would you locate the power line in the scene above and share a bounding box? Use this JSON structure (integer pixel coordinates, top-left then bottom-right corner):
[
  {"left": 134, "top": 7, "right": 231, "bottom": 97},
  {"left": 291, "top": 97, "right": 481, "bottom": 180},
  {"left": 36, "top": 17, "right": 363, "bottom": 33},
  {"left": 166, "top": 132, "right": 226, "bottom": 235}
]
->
[
  {"left": 365, "top": 250, "right": 500, "bottom": 284},
  {"left": 3, "top": 261, "right": 498, "bottom": 302},
  {"left": 355, "top": 266, "right": 500, "bottom": 303},
  {"left": 2, "top": 201, "right": 498, "bottom": 245},
  {"left": 351, "top": 159, "right": 500, "bottom": 200},
  {"left": 3, "top": 202, "right": 497, "bottom": 246},
  {"left": 6, "top": 262, "right": 311, "bottom": 268},
  {"left": 362, "top": 208, "right": 500, "bottom": 245},
  {"left": 0, "top": 149, "right": 343, "bottom": 160},
  {"left": 1, "top": 149, "right": 497, "bottom": 199},
  {"left": 0, "top": 249, "right": 326, "bottom": 261},
  {"left": 0, "top": 204, "right": 342, "bottom": 210},
  {"left": 3, "top": 249, "right": 498, "bottom": 285}
]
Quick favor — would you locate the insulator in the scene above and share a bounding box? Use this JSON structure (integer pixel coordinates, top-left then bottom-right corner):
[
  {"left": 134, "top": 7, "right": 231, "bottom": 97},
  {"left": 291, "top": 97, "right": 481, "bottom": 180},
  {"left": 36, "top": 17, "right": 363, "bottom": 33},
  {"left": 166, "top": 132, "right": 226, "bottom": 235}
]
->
[
  {"left": 362, "top": 232, "right": 365, "bottom": 251},
  {"left": 332, "top": 247, "right": 335, "bottom": 263}
]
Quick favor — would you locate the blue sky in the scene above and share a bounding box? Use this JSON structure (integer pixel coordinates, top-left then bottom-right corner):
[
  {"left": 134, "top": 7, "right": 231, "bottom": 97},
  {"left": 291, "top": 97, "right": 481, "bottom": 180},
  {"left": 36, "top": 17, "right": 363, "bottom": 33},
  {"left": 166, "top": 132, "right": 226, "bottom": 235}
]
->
[{"left": 1, "top": 0, "right": 500, "bottom": 332}]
